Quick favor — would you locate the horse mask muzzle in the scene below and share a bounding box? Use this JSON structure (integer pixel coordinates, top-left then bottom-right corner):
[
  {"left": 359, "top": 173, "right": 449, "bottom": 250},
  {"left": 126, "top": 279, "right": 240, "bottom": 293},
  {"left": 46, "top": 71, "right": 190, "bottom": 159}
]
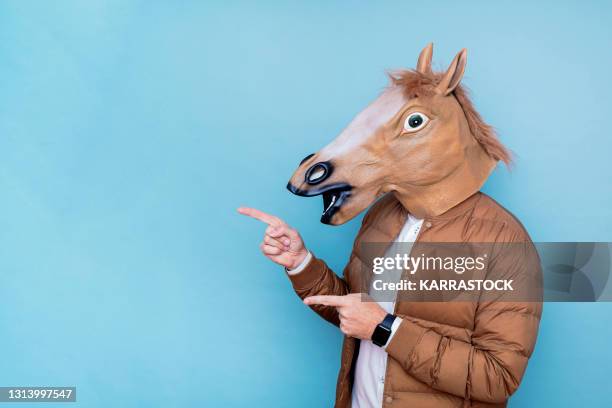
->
[{"left": 287, "top": 157, "right": 353, "bottom": 225}]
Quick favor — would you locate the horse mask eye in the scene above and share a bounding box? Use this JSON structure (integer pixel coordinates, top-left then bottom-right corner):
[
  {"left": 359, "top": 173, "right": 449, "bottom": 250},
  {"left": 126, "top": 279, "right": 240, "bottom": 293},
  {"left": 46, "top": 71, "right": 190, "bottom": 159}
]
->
[{"left": 404, "top": 112, "right": 429, "bottom": 132}]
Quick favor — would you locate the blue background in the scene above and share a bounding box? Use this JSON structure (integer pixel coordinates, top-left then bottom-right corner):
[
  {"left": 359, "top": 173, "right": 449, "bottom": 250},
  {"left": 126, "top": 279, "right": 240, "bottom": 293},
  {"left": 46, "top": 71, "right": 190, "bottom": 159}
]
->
[{"left": 0, "top": 1, "right": 611, "bottom": 407}]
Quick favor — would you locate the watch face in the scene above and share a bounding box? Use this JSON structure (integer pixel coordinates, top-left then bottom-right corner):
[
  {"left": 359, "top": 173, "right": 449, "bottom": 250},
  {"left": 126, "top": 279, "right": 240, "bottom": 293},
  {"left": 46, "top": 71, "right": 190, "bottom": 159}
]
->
[{"left": 372, "top": 325, "right": 392, "bottom": 346}]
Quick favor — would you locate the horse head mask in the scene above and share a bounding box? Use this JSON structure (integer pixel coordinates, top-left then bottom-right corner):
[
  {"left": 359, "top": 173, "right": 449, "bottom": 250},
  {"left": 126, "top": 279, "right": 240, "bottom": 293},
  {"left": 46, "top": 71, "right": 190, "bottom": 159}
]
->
[{"left": 287, "top": 43, "right": 511, "bottom": 225}]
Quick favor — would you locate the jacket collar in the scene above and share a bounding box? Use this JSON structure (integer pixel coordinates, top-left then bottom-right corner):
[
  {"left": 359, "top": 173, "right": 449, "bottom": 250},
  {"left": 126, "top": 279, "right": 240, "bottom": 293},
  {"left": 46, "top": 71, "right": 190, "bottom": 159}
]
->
[{"left": 394, "top": 191, "right": 482, "bottom": 222}]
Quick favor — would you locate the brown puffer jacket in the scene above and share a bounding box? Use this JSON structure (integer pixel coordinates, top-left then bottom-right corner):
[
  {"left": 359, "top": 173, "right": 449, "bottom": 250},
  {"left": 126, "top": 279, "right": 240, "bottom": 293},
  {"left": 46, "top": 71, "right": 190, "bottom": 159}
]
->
[{"left": 288, "top": 192, "right": 542, "bottom": 408}]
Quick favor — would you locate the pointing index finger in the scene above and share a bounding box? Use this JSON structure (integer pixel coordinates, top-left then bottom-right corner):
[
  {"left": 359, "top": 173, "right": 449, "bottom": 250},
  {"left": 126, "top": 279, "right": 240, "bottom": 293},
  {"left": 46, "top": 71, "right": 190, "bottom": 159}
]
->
[
  {"left": 237, "top": 207, "right": 282, "bottom": 226},
  {"left": 304, "top": 295, "right": 347, "bottom": 307}
]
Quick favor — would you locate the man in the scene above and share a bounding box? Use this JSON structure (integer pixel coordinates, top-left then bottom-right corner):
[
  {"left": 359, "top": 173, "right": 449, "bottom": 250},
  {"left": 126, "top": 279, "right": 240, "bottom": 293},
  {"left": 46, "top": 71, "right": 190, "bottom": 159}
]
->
[{"left": 239, "top": 44, "right": 541, "bottom": 407}]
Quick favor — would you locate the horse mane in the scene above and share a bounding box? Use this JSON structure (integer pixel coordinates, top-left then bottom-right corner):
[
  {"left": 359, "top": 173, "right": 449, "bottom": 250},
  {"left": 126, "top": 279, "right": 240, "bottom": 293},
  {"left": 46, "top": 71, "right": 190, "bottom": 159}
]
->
[{"left": 388, "top": 70, "right": 512, "bottom": 165}]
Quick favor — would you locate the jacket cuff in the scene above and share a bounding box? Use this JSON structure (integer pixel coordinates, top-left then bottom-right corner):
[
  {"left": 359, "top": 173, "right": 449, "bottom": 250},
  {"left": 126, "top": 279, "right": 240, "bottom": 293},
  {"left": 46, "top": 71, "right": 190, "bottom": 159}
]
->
[
  {"left": 383, "top": 317, "right": 403, "bottom": 349},
  {"left": 286, "top": 251, "right": 312, "bottom": 275},
  {"left": 287, "top": 252, "right": 326, "bottom": 290},
  {"left": 385, "top": 318, "right": 428, "bottom": 365}
]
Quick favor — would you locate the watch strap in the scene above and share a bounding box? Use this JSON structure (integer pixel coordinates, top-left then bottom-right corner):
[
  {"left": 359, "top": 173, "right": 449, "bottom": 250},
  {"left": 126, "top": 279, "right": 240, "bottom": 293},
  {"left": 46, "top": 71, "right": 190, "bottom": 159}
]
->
[{"left": 380, "top": 313, "right": 396, "bottom": 330}]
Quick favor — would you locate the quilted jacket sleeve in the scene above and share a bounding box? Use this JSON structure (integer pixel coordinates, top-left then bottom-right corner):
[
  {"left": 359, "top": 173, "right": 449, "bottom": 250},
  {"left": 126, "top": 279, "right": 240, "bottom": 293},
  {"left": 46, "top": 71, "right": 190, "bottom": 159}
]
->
[
  {"left": 286, "top": 253, "right": 349, "bottom": 326},
  {"left": 286, "top": 209, "right": 376, "bottom": 326},
  {"left": 385, "top": 241, "right": 542, "bottom": 404}
]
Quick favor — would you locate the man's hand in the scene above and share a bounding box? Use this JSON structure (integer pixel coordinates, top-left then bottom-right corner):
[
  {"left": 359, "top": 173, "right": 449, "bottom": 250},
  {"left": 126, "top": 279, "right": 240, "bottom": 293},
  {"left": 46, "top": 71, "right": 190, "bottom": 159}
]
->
[
  {"left": 238, "top": 207, "right": 308, "bottom": 270},
  {"left": 304, "top": 293, "right": 387, "bottom": 340}
]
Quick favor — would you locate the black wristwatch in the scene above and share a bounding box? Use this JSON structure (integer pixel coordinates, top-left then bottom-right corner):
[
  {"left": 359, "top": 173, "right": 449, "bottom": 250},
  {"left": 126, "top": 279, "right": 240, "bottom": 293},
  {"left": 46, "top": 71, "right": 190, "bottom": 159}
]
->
[{"left": 371, "top": 313, "right": 396, "bottom": 347}]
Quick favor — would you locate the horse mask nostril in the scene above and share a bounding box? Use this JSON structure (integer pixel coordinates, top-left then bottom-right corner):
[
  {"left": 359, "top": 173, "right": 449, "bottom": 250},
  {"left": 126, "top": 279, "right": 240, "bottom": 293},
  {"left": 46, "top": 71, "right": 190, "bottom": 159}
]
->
[{"left": 305, "top": 161, "right": 333, "bottom": 185}]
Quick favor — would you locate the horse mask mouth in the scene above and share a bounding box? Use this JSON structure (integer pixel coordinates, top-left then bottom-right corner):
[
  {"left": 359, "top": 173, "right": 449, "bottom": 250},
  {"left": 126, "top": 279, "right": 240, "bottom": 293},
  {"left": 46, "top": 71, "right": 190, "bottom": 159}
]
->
[{"left": 286, "top": 182, "right": 352, "bottom": 224}]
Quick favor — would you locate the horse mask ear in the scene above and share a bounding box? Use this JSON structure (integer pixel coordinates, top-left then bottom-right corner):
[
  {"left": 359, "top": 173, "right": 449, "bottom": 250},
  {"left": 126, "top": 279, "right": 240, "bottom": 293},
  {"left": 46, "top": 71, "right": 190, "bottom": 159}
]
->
[
  {"left": 435, "top": 48, "right": 467, "bottom": 96},
  {"left": 416, "top": 43, "right": 433, "bottom": 74}
]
